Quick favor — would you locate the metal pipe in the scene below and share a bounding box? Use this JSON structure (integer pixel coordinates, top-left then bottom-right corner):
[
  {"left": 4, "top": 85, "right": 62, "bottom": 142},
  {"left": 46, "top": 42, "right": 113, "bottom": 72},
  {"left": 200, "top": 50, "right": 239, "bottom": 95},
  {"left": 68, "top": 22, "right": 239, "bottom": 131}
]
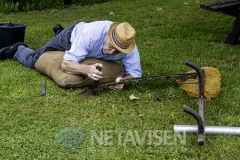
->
[{"left": 174, "top": 125, "right": 240, "bottom": 135}]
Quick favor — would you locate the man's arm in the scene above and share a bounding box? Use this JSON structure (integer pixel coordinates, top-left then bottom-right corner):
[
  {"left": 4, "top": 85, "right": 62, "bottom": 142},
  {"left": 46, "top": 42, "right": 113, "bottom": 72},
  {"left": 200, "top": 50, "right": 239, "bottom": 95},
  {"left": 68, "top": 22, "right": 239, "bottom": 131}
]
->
[
  {"left": 120, "top": 46, "right": 142, "bottom": 78},
  {"left": 61, "top": 59, "right": 103, "bottom": 81},
  {"left": 115, "top": 74, "right": 133, "bottom": 83},
  {"left": 108, "top": 74, "right": 133, "bottom": 90}
]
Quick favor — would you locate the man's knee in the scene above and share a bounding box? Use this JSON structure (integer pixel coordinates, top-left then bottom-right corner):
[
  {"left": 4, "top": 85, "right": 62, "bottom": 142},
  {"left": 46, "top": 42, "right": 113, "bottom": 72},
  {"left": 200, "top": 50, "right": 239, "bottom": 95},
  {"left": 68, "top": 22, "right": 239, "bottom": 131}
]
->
[{"left": 14, "top": 47, "right": 37, "bottom": 68}]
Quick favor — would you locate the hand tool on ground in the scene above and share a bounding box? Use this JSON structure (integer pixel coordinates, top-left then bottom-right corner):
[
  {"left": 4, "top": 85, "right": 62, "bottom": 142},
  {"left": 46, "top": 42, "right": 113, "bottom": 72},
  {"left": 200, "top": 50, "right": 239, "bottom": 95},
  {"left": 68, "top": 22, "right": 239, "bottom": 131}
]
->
[{"left": 40, "top": 80, "right": 46, "bottom": 96}]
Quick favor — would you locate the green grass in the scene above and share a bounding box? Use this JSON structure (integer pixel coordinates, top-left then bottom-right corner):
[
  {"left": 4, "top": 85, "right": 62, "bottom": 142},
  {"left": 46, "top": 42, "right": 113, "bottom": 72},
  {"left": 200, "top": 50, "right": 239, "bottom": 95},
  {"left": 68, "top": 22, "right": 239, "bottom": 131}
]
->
[{"left": 1, "top": 0, "right": 240, "bottom": 159}]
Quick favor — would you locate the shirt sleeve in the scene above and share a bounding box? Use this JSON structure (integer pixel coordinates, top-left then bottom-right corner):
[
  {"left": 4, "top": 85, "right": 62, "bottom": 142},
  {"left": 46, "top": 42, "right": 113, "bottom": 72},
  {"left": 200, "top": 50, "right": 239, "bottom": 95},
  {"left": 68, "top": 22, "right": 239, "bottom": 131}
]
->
[
  {"left": 63, "top": 32, "right": 90, "bottom": 62},
  {"left": 120, "top": 45, "right": 142, "bottom": 78}
]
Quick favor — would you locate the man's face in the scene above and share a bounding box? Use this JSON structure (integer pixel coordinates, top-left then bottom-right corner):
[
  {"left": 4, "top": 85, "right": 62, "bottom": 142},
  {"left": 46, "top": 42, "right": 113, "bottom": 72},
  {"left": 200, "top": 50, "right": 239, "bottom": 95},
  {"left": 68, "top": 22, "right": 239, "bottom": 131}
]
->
[{"left": 102, "top": 35, "right": 121, "bottom": 55}]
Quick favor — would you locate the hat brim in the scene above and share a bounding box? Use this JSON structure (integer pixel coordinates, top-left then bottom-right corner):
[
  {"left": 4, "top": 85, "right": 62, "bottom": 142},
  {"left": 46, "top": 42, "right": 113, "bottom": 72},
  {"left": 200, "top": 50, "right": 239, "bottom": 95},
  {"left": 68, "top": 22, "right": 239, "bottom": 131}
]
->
[{"left": 108, "top": 22, "right": 135, "bottom": 54}]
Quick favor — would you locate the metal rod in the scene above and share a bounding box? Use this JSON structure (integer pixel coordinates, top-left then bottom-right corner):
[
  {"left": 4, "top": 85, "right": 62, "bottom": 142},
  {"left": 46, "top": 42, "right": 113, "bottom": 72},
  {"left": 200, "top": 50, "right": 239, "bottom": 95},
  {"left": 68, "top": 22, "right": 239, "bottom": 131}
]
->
[
  {"left": 174, "top": 125, "right": 240, "bottom": 135},
  {"left": 184, "top": 60, "right": 205, "bottom": 145},
  {"left": 183, "top": 105, "right": 204, "bottom": 134},
  {"left": 40, "top": 80, "right": 46, "bottom": 96},
  {"left": 100, "top": 72, "right": 197, "bottom": 87},
  {"left": 185, "top": 60, "right": 205, "bottom": 97}
]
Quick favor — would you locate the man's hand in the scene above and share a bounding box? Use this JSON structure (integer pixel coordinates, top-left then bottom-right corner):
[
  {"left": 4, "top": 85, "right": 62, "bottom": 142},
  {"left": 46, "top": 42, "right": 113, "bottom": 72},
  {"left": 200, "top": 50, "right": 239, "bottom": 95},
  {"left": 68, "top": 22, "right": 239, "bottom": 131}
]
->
[
  {"left": 115, "top": 74, "right": 134, "bottom": 83},
  {"left": 116, "top": 77, "right": 123, "bottom": 83},
  {"left": 109, "top": 84, "right": 124, "bottom": 90},
  {"left": 109, "top": 75, "right": 134, "bottom": 90},
  {"left": 86, "top": 63, "right": 103, "bottom": 81},
  {"left": 61, "top": 60, "right": 103, "bottom": 80}
]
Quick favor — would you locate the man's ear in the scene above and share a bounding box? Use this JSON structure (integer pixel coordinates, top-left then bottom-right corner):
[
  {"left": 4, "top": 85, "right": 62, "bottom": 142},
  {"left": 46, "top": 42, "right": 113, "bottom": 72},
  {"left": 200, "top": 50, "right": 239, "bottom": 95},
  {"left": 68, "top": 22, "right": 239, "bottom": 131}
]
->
[{"left": 106, "top": 31, "right": 109, "bottom": 38}]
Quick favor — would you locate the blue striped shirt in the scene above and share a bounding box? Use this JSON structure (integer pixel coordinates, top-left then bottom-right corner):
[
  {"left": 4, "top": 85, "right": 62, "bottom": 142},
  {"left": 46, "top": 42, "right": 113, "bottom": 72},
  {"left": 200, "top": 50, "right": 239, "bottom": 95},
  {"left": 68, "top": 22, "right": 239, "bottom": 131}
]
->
[{"left": 63, "top": 20, "right": 142, "bottom": 78}]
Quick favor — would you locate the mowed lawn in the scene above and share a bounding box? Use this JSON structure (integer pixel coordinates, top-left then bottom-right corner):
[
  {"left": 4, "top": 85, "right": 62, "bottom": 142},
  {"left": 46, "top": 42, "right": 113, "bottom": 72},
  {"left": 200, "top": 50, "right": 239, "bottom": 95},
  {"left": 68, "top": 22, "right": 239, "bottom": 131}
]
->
[{"left": 0, "top": 0, "right": 240, "bottom": 159}]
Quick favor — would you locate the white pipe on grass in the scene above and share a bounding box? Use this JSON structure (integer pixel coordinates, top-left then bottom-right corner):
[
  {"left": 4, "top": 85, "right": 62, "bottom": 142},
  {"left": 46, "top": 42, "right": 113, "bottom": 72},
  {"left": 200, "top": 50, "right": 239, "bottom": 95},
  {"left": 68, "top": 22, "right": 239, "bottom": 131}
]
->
[{"left": 174, "top": 125, "right": 240, "bottom": 135}]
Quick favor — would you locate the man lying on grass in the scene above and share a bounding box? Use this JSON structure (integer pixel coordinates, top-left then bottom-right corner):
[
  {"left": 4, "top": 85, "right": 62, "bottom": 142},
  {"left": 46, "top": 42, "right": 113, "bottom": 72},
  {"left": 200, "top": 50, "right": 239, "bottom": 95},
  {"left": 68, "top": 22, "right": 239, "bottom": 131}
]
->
[{"left": 0, "top": 21, "right": 142, "bottom": 89}]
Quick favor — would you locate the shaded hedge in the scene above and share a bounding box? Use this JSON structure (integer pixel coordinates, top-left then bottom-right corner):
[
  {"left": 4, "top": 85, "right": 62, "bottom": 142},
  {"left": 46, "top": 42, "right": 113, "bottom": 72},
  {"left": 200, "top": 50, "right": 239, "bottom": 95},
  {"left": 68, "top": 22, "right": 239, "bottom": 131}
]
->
[{"left": 0, "top": 0, "right": 111, "bottom": 13}]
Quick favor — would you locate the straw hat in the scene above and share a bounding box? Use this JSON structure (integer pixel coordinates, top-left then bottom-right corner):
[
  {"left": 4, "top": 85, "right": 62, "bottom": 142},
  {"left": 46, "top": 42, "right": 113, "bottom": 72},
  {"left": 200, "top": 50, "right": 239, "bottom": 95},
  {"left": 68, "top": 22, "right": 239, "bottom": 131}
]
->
[{"left": 108, "top": 22, "right": 136, "bottom": 54}]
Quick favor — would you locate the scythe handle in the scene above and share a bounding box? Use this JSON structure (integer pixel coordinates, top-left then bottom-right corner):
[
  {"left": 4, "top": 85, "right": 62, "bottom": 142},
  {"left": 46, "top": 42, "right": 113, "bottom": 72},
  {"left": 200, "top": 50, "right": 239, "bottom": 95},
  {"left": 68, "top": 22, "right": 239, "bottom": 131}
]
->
[
  {"left": 184, "top": 60, "right": 205, "bottom": 145},
  {"left": 183, "top": 105, "right": 205, "bottom": 145},
  {"left": 185, "top": 60, "right": 205, "bottom": 98}
]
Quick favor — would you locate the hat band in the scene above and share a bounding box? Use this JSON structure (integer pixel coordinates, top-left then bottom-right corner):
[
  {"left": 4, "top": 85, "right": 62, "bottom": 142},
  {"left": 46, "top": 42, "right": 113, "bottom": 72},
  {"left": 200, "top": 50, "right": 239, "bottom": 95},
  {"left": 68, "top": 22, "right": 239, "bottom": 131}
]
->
[{"left": 112, "top": 28, "right": 128, "bottom": 49}]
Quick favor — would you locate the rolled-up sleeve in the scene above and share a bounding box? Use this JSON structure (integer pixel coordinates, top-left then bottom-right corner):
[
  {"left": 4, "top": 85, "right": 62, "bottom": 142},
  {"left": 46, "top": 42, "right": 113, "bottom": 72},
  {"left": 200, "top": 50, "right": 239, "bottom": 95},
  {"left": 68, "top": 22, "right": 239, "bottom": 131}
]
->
[
  {"left": 63, "top": 32, "right": 89, "bottom": 62},
  {"left": 120, "top": 46, "right": 142, "bottom": 78}
]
